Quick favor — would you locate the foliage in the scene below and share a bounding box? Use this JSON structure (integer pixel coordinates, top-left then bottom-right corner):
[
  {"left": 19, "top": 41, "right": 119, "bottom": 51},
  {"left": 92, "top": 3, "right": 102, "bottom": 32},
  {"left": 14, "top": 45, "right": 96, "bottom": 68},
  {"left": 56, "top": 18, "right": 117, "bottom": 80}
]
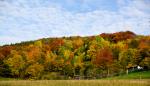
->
[
  {"left": 0, "top": 31, "right": 149, "bottom": 79},
  {"left": 5, "top": 50, "right": 25, "bottom": 78},
  {"left": 25, "top": 63, "right": 44, "bottom": 79}
]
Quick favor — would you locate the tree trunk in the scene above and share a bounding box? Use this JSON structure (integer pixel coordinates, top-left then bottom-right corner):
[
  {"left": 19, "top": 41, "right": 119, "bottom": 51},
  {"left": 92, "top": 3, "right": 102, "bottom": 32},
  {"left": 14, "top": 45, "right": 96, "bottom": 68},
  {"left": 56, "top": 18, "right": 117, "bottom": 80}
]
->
[
  {"left": 107, "top": 69, "right": 110, "bottom": 77},
  {"left": 126, "top": 69, "right": 128, "bottom": 75}
]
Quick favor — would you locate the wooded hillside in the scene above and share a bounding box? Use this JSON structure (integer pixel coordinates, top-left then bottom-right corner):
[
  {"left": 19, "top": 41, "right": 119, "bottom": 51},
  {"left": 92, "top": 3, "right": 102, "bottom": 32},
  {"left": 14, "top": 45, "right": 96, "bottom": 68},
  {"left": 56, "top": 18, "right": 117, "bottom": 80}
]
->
[{"left": 0, "top": 31, "right": 149, "bottom": 79}]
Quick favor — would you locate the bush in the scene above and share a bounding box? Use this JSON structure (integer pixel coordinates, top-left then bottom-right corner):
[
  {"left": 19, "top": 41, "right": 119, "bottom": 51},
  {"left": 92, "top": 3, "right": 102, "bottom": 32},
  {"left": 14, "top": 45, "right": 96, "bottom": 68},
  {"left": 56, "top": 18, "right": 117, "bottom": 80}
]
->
[{"left": 42, "top": 72, "right": 65, "bottom": 80}]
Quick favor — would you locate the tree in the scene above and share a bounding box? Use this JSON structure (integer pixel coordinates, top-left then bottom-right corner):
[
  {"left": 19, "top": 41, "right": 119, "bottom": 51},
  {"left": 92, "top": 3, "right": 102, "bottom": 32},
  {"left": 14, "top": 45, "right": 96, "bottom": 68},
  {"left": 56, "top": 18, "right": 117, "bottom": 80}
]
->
[
  {"left": 26, "top": 45, "right": 45, "bottom": 64},
  {"left": 73, "top": 38, "right": 84, "bottom": 49},
  {"left": 34, "top": 40, "right": 42, "bottom": 48},
  {"left": 138, "top": 36, "right": 150, "bottom": 49},
  {"left": 0, "top": 46, "right": 13, "bottom": 59},
  {"left": 63, "top": 39, "right": 73, "bottom": 50},
  {"left": 0, "top": 60, "right": 11, "bottom": 77},
  {"left": 25, "top": 63, "right": 44, "bottom": 79},
  {"left": 58, "top": 46, "right": 72, "bottom": 62},
  {"left": 87, "top": 36, "right": 110, "bottom": 62},
  {"left": 111, "top": 41, "right": 127, "bottom": 60},
  {"left": 50, "top": 39, "right": 64, "bottom": 51},
  {"left": 44, "top": 51, "right": 57, "bottom": 72},
  {"left": 0, "top": 52, "right": 5, "bottom": 60},
  {"left": 62, "top": 64, "right": 74, "bottom": 78},
  {"left": 0, "top": 31, "right": 149, "bottom": 79},
  {"left": 5, "top": 50, "right": 25, "bottom": 78},
  {"left": 119, "top": 49, "right": 140, "bottom": 74},
  {"left": 139, "top": 48, "right": 150, "bottom": 69},
  {"left": 128, "top": 39, "right": 139, "bottom": 48},
  {"left": 94, "top": 47, "right": 113, "bottom": 77},
  {"left": 140, "top": 57, "right": 150, "bottom": 70},
  {"left": 100, "top": 31, "right": 136, "bottom": 42}
]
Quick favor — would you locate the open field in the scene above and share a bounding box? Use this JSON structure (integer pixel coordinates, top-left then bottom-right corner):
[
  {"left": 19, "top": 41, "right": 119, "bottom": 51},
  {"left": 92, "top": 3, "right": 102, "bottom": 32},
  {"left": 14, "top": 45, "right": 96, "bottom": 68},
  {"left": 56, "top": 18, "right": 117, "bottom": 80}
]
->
[
  {"left": 0, "top": 71, "right": 150, "bottom": 86},
  {"left": 105, "top": 71, "right": 150, "bottom": 80},
  {"left": 0, "top": 80, "right": 149, "bottom": 86}
]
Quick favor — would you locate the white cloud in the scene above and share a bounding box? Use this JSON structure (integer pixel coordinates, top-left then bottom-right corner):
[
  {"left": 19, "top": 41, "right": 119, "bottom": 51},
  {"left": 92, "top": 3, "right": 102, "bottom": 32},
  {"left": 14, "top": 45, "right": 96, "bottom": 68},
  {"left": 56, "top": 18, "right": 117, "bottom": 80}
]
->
[
  {"left": 0, "top": 0, "right": 149, "bottom": 45},
  {"left": 118, "top": 0, "right": 150, "bottom": 17}
]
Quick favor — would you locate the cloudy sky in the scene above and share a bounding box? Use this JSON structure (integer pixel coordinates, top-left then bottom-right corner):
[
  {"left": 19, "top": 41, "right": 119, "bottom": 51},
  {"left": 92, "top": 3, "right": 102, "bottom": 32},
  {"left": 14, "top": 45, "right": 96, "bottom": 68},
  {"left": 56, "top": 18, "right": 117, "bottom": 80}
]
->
[{"left": 0, "top": 0, "right": 150, "bottom": 45}]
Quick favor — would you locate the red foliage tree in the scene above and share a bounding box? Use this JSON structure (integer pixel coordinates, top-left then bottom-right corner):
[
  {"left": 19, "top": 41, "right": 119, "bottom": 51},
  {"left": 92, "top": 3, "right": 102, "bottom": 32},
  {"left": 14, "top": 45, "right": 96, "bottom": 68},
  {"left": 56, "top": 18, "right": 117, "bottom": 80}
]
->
[
  {"left": 0, "top": 46, "right": 13, "bottom": 60},
  {"left": 94, "top": 47, "right": 113, "bottom": 67},
  {"left": 50, "top": 39, "right": 64, "bottom": 51},
  {"left": 100, "top": 31, "right": 136, "bottom": 42}
]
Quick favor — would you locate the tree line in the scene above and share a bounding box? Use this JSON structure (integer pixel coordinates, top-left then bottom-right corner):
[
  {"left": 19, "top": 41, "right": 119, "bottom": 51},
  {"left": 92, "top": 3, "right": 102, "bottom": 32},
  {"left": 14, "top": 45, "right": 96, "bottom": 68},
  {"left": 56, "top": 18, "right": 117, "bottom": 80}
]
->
[{"left": 0, "top": 31, "right": 149, "bottom": 79}]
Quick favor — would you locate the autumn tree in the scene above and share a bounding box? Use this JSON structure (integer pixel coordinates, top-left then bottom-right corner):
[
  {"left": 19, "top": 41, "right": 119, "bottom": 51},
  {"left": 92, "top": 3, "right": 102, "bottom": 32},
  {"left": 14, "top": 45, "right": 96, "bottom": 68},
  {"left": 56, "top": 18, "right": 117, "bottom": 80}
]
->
[
  {"left": 119, "top": 49, "right": 140, "bottom": 74},
  {"left": 5, "top": 50, "right": 25, "bottom": 78},
  {"left": 25, "top": 63, "right": 44, "bottom": 79},
  {"left": 87, "top": 36, "right": 109, "bottom": 62},
  {"left": 72, "top": 38, "right": 84, "bottom": 49},
  {"left": 111, "top": 41, "right": 128, "bottom": 60},
  {"left": 34, "top": 40, "right": 42, "bottom": 48},
  {"left": 100, "top": 31, "right": 136, "bottom": 42},
  {"left": 50, "top": 39, "right": 64, "bottom": 52},
  {"left": 94, "top": 47, "right": 113, "bottom": 77},
  {"left": 139, "top": 48, "right": 150, "bottom": 69},
  {"left": 0, "top": 31, "right": 149, "bottom": 79},
  {"left": 44, "top": 51, "right": 57, "bottom": 72},
  {"left": 0, "top": 60, "right": 11, "bottom": 77}
]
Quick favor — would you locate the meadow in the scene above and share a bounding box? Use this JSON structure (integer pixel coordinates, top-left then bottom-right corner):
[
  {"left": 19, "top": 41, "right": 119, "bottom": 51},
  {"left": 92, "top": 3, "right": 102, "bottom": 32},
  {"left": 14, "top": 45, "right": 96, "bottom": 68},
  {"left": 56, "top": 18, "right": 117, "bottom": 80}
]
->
[
  {"left": 0, "top": 71, "right": 150, "bottom": 86},
  {"left": 105, "top": 71, "right": 150, "bottom": 80},
  {"left": 0, "top": 80, "right": 149, "bottom": 86}
]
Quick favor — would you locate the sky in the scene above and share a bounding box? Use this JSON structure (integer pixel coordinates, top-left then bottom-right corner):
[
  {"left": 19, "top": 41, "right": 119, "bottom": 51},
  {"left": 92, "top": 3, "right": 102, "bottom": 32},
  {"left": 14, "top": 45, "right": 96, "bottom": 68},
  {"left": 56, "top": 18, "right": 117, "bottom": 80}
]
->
[{"left": 0, "top": 0, "right": 150, "bottom": 45}]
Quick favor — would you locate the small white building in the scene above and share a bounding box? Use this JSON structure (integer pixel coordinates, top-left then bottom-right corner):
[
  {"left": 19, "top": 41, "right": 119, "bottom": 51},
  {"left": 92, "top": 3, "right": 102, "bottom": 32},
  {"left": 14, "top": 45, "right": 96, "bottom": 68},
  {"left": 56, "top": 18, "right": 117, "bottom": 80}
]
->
[{"left": 137, "top": 66, "right": 143, "bottom": 70}]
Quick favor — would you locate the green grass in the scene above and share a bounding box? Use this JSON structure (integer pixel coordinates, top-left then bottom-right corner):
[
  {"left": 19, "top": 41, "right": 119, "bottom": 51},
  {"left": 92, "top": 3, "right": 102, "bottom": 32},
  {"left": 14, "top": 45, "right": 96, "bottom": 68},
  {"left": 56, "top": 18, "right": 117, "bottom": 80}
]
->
[
  {"left": 104, "top": 71, "right": 150, "bottom": 80},
  {"left": 0, "top": 71, "right": 149, "bottom": 86},
  {"left": 0, "top": 77, "right": 20, "bottom": 81},
  {"left": 0, "top": 80, "right": 149, "bottom": 86}
]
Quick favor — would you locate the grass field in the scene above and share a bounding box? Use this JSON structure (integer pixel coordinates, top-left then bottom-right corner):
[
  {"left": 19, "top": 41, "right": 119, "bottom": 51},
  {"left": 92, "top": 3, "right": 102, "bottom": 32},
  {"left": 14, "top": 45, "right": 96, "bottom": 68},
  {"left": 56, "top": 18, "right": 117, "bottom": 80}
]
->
[
  {"left": 0, "top": 71, "right": 149, "bottom": 86},
  {"left": 105, "top": 71, "right": 150, "bottom": 80},
  {"left": 0, "top": 80, "right": 149, "bottom": 86}
]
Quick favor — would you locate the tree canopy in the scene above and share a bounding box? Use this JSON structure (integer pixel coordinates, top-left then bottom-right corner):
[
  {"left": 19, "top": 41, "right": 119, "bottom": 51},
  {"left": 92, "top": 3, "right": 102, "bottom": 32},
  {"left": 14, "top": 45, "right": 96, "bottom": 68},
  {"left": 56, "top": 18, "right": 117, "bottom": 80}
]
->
[{"left": 0, "top": 31, "right": 149, "bottom": 79}]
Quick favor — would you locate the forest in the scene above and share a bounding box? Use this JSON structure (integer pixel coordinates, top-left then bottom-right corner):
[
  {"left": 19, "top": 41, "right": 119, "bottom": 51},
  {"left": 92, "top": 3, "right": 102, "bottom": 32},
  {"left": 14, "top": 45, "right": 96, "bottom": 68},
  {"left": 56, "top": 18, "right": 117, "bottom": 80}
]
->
[{"left": 0, "top": 31, "right": 150, "bottom": 80}]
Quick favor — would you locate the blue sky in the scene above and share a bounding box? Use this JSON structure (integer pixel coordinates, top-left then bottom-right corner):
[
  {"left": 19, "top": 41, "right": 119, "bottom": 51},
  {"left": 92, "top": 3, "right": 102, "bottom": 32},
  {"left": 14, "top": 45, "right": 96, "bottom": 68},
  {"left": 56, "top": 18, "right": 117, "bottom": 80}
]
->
[{"left": 0, "top": 0, "right": 150, "bottom": 45}]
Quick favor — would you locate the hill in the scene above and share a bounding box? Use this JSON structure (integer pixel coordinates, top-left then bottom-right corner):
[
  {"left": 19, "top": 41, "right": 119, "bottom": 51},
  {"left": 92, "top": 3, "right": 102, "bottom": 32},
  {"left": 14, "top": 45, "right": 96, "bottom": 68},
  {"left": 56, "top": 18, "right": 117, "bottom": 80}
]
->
[{"left": 0, "top": 31, "right": 150, "bottom": 80}]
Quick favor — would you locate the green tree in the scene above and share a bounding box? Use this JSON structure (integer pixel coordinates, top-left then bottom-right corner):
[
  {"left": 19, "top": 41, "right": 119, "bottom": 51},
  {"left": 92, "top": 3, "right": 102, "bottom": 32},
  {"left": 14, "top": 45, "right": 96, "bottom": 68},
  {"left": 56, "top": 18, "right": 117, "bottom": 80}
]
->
[
  {"left": 119, "top": 49, "right": 140, "bottom": 74},
  {"left": 25, "top": 63, "right": 44, "bottom": 79},
  {"left": 34, "top": 40, "right": 42, "bottom": 48},
  {"left": 111, "top": 41, "right": 127, "bottom": 60},
  {"left": 139, "top": 48, "right": 150, "bottom": 69},
  {"left": 5, "top": 50, "right": 25, "bottom": 78},
  {"left": 140, "top": 57, "right": 150, "bottom": 69},
  {"left": 0, "top": 60, "right": 11, "bottom": 77}
]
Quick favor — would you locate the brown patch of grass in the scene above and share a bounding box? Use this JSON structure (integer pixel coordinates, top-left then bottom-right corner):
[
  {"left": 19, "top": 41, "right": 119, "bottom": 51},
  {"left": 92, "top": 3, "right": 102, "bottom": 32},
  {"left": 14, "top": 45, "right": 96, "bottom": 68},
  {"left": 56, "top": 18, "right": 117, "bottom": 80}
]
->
[{"left": 0, "top": 80, "right": 149, "bottom": 86}]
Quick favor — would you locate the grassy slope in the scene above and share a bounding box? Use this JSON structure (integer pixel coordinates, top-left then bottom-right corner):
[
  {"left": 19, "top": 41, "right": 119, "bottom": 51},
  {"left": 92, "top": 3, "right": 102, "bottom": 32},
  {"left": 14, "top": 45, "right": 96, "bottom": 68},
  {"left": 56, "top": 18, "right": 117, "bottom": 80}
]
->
[{"left": 105, "top": 71, "right": 150, "bottom": 80}]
